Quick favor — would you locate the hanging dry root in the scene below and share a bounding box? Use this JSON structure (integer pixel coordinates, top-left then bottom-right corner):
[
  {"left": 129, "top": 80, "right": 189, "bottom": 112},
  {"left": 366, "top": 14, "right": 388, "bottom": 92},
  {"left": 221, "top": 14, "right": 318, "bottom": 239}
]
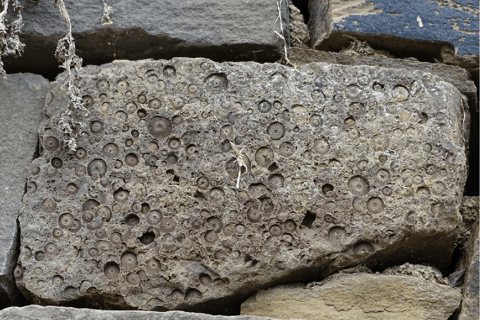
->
[
  {"left": 214, "top": 115, "right": 249, "bottom": 189},
  {"left": 54, "top": 0, "right": 86, "bottom": 150},
  {"left": 274, "top": 0, "right": 298, "bottom": 68}
]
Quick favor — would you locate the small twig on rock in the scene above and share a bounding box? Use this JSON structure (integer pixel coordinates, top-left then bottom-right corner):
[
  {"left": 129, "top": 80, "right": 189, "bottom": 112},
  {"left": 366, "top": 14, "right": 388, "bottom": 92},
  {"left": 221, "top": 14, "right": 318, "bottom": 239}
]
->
[
  {"left": 214, "top": 115, "right": 248, "bottom": 189},
  {"left": 229, "top": 141, "right": 249, "bottom": 189}
]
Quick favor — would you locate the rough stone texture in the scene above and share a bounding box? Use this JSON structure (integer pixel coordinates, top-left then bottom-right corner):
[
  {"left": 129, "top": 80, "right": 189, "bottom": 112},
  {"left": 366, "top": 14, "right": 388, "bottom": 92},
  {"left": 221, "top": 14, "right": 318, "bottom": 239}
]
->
[
  {"left": 456, "top": 220, "right": 479, "bottom": 320},
  {"left": 0, "top": 305, "right": 286, "bottom": 320},
  {"left": 288, "top": 47, "right": 477, "bottom": 103},
  {"left": 457, "top": 54, "right": 479, "bottom": 92},
  {"left": 3, "top": 0, "right": 289, "bottom": 77},
  {"left": 288, "top": 47, "right": 479, "bottom": 196},
  {"left": 241, "top": 272, "right": 462, "bottom": 320},
  {"left": 460, "top": 197, "right": 479, "bottom": 228},
  {"left": 455, "top": 53, "right": 479, "bottom": 197},
  {"left": 457, "top": 196, "right": 479, "bottom": 248},
  {"left": 383, "top": 262, "right": 449, "bottom": 285},
  {"left": 326, "top": 0, "right": 479, "bottom": 55},
  {"left": 0, "top": 73, "right": 49, "bottom": 307},
  {"left": 289, "top": 1, "right": 310, "bottom": 48},
  {"left": 18, "top": 58, "right": 468, "bottom": 311}
]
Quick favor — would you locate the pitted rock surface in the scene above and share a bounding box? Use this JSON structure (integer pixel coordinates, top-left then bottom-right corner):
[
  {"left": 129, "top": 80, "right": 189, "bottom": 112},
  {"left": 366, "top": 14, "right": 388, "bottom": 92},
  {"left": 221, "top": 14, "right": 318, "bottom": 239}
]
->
[
  {"left": 456, "top": 196, "right": 479, "bottom": 251},
  {"left": 18, "top": 58, "right": 468, "bottom": 310},
  {"left": 288, "top": 47, "right": 477, "bottom": 102}
]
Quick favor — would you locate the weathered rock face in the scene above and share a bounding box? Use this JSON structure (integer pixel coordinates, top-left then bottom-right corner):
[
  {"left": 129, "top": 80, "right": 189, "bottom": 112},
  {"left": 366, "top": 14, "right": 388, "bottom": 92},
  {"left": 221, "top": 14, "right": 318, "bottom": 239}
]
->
[
  {"left": 0, "top": 305, "right": 282, "bottom": 320},
  {"left": 17, "top": 58, "right": 468, "bottom": 311},
  {"left": 457, "top": 196, "right": 479, "bottom": 248},
  {"left": 383, "top": 262, "right": 449, "bottom": 285},
  {"left": 289, "top": 1, "right": 310, "bottom": 48},
  {"left": 3, "top": 0, "right": 289, "bottom": 76},
  {"left": 241, "top": 270, "right": 462, "bottom": 320},
  {"left": 288, "top": 47, "right": 479, "bottom": 196},
  {"left": 460, "top": 197, "right": 479, "bottom": 230},
  {"left": 0, "top": 73, "right": 50, "bottom": 307},
  {"left": 457, "top": 220, "right": 479, "bottom": 320},
  {"left": 288, "top": 47, "right": 477, "bottom": 104}
]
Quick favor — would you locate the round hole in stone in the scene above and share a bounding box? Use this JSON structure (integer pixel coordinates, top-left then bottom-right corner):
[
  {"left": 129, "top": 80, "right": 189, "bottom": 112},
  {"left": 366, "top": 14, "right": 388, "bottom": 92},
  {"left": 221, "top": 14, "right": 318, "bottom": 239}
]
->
[
  {"left": 139, "top": 231, "right": 155, "bottom": 245},
  {"left": 125, "top": 153, "right": 139, "bottom": 167},
  {"left": 321, "top": 184, "right": 334, "bottom": 195},
  {"left": 104, "top": 262, "right": 120, "bottom": 279},
  {"left": 125, "top": 214, "right": 140, "bottom": 226}
]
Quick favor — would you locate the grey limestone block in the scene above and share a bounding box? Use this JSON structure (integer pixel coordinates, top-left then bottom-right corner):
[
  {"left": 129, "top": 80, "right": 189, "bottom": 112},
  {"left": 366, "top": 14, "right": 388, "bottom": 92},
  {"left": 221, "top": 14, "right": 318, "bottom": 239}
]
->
[
  {"left": 0, "top": 73, "right": 50, "bottom": 307},
  {"left": 287, "top": 48, "right": 479, "bottom": 197},
  {"left": 17, "top": 58, "right": 469, "bottom": 311},
  {"left": 3, "top": 0, "right": 289, "bottom": 76},
  {"left": 288, "top": 47, "right": 477, "bottom": 106},
  {"left": 0, "top": 305, "right": 289, "bottom": 320}
]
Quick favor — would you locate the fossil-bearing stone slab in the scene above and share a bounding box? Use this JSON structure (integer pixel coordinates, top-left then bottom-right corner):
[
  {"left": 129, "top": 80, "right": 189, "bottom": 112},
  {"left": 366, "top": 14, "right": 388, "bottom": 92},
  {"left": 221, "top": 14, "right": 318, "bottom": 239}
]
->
[
  {"left": 18, "top": 58, "right": 468, "bottom": 311},
  {"left": 240, "top": 271, "right": 462, "bottom": 320},
  {"left": 288, "top": 47, "right": 477, "bottom": 105},
  {"left": 0, "top": 305, "right": 287, "bottom": 320},
  {"left": 0, "top": 73, "right": 49, "bottom": 307},
  {"left": 288, "top": 47, "right": 479, "bottom": 196},
  {"left": 3, "top": 0, "right": 289, "bottom": 77}
]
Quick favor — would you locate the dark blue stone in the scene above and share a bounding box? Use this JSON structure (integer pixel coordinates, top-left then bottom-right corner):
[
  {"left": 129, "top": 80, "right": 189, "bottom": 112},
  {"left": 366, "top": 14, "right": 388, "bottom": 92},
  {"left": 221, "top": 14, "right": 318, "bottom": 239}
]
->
[{"left": 334, "top": 0, "right": 479, "bottom": 55}]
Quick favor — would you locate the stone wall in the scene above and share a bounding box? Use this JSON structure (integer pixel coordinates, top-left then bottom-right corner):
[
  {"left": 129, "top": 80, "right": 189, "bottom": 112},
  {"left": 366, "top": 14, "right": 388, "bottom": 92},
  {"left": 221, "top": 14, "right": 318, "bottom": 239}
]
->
[{"left": 0, "top": 0, "right": 478, "bottom": 319}]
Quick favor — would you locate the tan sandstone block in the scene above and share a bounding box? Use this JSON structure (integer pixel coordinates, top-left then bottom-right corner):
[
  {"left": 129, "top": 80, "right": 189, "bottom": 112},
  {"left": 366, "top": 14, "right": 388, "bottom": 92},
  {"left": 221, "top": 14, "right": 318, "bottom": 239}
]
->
[{"left": 241, "top": 273, "right": 462, "bottom": 320}]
